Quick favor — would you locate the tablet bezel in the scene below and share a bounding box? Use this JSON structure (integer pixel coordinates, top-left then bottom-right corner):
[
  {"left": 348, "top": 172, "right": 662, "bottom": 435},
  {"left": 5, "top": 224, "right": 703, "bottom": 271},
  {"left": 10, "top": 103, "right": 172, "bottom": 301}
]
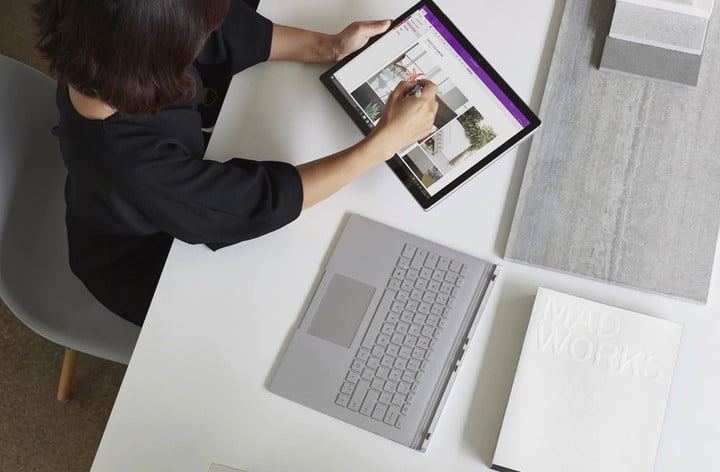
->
[{"left": 320, "top": 0, "right": 541, "bottom": 209}]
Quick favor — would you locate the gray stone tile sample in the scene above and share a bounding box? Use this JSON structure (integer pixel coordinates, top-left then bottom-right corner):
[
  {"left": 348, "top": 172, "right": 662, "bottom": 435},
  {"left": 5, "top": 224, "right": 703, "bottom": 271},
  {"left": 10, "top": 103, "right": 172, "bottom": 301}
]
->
[
  {"left": 505, "top": 0, "right": 720, "bottom": 303},
  {"left": 610, "top": 1, "right": 709, "bottom": 53},
  {"left": 601, "top": 36, "right": 703, "bottom": 85}
]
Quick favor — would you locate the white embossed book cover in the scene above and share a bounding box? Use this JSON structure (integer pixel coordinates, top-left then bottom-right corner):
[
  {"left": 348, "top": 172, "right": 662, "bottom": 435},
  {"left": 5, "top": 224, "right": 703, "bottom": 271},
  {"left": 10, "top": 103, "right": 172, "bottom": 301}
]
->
[{"left": 492, "top": 288, "right": 682, "bottom": 472}]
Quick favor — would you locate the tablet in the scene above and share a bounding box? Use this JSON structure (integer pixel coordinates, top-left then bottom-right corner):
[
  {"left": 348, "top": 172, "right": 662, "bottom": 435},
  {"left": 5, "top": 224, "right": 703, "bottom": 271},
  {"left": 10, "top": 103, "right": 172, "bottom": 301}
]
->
[{"left": 320, "top": 0, "right": 541, "bottom": 209}]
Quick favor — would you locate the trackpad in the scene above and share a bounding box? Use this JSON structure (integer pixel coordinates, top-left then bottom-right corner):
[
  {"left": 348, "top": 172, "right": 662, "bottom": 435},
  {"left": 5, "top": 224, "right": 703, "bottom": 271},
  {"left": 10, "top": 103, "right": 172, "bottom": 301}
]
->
[{"left": 307, "top": 274, "right": 376, "bottom": 348}]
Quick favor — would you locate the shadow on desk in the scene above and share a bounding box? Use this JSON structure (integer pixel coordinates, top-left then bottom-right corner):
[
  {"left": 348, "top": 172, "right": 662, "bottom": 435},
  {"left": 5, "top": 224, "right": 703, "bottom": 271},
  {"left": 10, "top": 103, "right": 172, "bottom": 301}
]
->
[{"left": 461, "top": 280, "right": 534, "bottom": 466}]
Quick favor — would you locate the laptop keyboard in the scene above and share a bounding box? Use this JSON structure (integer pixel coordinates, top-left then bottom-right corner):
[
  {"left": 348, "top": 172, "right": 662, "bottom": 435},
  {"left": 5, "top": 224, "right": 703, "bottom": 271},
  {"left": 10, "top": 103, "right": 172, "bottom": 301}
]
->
[{"left": 335, "top": 243, "right": 467, "bottom": 429}]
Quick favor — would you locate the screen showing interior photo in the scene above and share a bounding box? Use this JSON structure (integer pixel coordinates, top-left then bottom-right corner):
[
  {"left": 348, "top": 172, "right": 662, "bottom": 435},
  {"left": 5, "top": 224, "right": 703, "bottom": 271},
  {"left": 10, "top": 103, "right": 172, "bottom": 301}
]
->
[{"left": 331, "top": 6, "right": 531, "bottom": 196}]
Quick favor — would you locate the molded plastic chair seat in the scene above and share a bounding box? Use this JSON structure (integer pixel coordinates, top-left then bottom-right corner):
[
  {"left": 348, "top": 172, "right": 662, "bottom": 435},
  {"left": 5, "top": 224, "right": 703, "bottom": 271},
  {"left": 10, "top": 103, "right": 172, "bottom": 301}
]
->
[{"left": 0, "top": 55, "right": 140, "bottom": 397}]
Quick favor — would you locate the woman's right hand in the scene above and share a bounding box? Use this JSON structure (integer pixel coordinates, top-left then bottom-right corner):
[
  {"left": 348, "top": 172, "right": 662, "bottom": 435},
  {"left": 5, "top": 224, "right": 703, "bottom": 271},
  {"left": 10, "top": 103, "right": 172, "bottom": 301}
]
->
[{"left": 370, "top": 79, "right": 439, "bottom": 159}]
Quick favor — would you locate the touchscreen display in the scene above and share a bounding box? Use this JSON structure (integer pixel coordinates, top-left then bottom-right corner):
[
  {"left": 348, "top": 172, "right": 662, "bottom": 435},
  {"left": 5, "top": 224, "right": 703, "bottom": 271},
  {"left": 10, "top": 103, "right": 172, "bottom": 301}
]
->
[{"left": 325, "top": 5, "right": 535, "bottom": 198}]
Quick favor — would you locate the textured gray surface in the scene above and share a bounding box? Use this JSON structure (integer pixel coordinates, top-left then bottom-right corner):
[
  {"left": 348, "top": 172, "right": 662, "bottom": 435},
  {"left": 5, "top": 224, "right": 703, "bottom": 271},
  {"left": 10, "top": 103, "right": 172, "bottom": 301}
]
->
[
  {"left": 505, "top": 0, "right": 720, "bottom": 303},
  {"left": 611, "top": 1, "right": 708, "bottom": 53},
  {"left": 601, "top": 36, "right": 703, "bottom": 85}
]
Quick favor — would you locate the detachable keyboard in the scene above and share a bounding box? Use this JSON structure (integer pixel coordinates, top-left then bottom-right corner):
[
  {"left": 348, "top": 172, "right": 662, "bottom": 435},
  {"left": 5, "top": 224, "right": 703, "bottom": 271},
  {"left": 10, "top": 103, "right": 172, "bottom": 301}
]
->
[{"left": 335, "top": 243, "right": 467, "bottom": 428}]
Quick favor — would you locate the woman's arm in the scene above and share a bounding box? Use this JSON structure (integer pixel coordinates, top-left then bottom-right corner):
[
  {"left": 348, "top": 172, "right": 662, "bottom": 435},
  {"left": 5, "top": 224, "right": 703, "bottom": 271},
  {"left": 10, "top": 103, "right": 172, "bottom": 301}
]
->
[
  {"left": 269, "top": 20, "right": 391, "bottom": 63},
  {"left": 297, "top": 80, "right": 439, "bottom": 209}
]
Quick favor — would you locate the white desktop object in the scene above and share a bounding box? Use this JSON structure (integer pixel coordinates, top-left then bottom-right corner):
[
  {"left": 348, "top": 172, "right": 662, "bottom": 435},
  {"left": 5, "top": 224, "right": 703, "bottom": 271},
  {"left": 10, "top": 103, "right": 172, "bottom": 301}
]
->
[{"left": 492, "top": 288, "right": 682, "bottom": 472}]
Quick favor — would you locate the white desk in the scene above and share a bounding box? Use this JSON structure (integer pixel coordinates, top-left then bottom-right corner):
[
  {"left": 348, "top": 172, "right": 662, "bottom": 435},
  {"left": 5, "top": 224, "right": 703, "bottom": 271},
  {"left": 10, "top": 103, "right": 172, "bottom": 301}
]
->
[{"left": 90, "top": 1, "right": 720, "bottom": 471}]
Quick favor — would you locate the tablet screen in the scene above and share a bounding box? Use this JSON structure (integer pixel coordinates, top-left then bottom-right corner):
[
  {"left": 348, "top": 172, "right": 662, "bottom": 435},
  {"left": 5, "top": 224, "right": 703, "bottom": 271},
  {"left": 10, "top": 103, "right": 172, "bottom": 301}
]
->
[{"left": 322, "top": 1, "right": 540, "bottom": 208}]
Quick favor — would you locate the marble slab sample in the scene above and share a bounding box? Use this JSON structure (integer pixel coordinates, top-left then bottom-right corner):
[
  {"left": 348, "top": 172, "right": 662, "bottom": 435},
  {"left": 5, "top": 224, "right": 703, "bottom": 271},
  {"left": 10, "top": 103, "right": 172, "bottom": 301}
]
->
[
  {"left": 600, "top": 36, "right": 703, "bottom": 85},
  {"left": 611, "top": 0, "right": 710, "bottom": 53},
  {"left": 505, "top": 0, "right": 720, "bottom": 303}
]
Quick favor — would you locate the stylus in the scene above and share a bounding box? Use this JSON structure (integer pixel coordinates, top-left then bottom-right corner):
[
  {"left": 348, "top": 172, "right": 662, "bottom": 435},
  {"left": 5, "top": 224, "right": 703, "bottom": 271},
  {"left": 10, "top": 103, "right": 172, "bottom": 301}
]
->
[{"left": 408, "top": 83, "right": 423, "bottom": 97}]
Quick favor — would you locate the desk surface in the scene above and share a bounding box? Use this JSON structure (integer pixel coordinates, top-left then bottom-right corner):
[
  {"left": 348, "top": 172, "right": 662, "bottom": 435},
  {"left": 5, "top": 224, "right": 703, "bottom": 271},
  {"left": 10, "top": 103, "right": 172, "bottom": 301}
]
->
[{"left": 90, "top": 1, "right": 720, "bottom": 471}]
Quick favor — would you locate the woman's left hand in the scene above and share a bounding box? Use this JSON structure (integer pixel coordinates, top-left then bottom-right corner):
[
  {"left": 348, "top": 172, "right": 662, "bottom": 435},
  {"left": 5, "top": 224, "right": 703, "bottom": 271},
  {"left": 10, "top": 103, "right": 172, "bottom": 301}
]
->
[{"left": 331, "top": 20, "right": 392, "bottom": 61}]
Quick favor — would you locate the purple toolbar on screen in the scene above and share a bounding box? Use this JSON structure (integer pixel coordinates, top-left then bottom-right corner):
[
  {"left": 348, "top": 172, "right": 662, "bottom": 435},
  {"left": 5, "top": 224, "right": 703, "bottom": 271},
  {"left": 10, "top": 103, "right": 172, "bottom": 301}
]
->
[{"left": 420, "top": 6, "right": 530, "bottom": 127}]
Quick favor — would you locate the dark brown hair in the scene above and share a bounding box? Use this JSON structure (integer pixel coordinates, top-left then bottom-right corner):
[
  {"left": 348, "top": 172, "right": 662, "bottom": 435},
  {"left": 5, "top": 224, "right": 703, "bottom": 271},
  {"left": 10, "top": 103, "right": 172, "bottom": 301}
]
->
[{"left": 34, "top": 0, "right": 230, "bottom": 115}]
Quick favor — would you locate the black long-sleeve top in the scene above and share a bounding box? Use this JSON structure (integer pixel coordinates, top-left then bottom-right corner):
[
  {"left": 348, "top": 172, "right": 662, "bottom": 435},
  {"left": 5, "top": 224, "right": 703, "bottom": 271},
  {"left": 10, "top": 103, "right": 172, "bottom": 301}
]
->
[{"left": 53, "top": 1, "right": 303, "bottom": 326}]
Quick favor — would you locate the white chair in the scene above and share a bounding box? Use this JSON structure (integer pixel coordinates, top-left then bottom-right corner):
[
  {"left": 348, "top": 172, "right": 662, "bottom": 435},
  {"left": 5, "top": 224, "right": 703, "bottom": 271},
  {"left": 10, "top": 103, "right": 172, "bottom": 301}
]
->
[{"left": 0, "top": 55, "right": 140, "bottom": 401}]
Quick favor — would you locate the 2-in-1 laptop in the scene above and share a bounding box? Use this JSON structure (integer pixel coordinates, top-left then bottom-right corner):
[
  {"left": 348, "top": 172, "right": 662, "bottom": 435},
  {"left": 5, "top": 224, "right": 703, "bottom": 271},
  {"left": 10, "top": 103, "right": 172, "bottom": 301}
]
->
[
  {"left": 270, "top": 215, "right": 497, "bottom": 450},
  {"left": 321, "top": 0, "right": 540, "bottom": 209}
]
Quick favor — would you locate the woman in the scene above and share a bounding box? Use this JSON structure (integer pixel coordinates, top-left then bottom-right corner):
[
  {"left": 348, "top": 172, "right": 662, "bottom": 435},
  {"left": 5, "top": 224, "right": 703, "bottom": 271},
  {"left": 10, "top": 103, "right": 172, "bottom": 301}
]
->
[{"left": 33, "top": 0, "right": 438, "bottom": 326}]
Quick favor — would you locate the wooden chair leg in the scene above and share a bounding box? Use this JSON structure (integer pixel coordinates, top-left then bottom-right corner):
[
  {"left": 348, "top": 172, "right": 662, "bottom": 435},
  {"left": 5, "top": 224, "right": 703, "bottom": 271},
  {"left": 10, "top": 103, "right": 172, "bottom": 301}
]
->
[{"left": 57, "top": 347, "right": 78, "bottom": 402}]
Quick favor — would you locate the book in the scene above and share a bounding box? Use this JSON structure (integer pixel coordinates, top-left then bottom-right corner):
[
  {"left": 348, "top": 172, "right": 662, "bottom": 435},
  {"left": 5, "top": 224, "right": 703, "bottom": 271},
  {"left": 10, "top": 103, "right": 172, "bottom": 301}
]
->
[{"left": 492, "top": 288, "right": 682, "bottom": 472}]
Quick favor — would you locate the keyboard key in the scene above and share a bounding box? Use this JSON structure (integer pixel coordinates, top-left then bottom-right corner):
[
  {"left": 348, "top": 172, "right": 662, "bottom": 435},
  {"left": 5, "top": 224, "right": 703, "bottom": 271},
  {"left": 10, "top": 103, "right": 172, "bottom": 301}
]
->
[
  {"left": 371, "top": 378, "right": 385, "bottom": 391},
  {"left": 341, "top": 381, "right": 355, "bottom": 395},
  {"left": 421, "top": 326, "right": 435, "bottom": 338},
  {"left": 449, "top": 260, "right": 463, "bottom": 273},
  {"left": 398, "top": 346, "right": 413, "bottom": 359},
  {"left": 376, "top": 334, "right": 390, "bottom": 346},
  {"left": 452, "top": 287, "right": 460, "bottom": 297},
  {"left": 422, "top": 292, "right": 435, "bottom": 303},
  {"left": 346, "top": 371, "right": 361, "bottom": 384},
  {"left": 384, "top": 406, "right": 401, "bottom": 426},
  {"left": 437, "top": 256, "right": 450, "bottom": 271},
  {"left": 430, "top": 304, "right": 444, "bottom": 316},
  {"left": 390, "top": 301, "right": 404, "bottom": 313},
  {"left": 388, "top": 369, "right": 402, "bottom": 382},
  {"left": 386, "top": 343, "right": 400, "bottom": 356},
  {"left": 456, "top": 276, "right": 465, "bottom": 287},
  {"left": 381, "top": 355, "right": 394, "bottom": 368},
  {"left": 348, "top": 380, "right": 369, "bottom": 411},
  {"left": 396, "top": 290, "right": 409, "bottom": 303},
  {"left": 372, "top": 403, "right": 388, "bottom": 421},
  {"left": 396, "top": 322, "right": 409, "bottom": 335},
  {"left": 356, "top": 349, "right": 370, "bottom": 361},
  {"left": 397, "top": 257, "right": 411, "bottom": 269},
  {"left": 386, "top": 311, "right": 399, "bottom": 324},
  {"left": 420, "top": 267, "right": 433, "bottom": 279},
  {"left": 418, "top": 303, "right": 430, "bottom": 314},
  {"left": 379, "top": 392, "right": 392, "bottom": 405},
  {"left": 402, "top": 244, "right": 417, "bottom": 259},
  {"left": 413, "top": 313, "right": 427, "bottom": 325},
  {"left": 392, "top": 393, "right": 406, "bottom": 406},
  {"left": 407, "top": 393, "right": 416, "bottom": 404},
  {"left": 361, "top": 368, "right": 374, "bottom": 381},
  {"left": 405, "top": 300, "right": 419, "bottom": 312},
  {"left": 381, "top": 323, "right": 394, "bottom": 336},
  {"left": 428, "top": 280, "right": 440, "bottom": 292},
  {"left": 401, "top": 404, "right": 410, "bottom": 415},
  {"left": 403, "top": 335, "right": 417, "bottom": 347},
  {"left": 460, "top": 265, "right": 468, "bottom": 276},
  {"left": 397, "top": 381, "right": 411, "bottom": 394},
  {"left": 367, "top": 356, "right": 380, "bottom": 369},
  {"left": 407, "top": 359, "right": 421, "bottom": 371},
  {"left": 371, "top": 345, "right": 385, "bottom": 357},
  {"left": 432, "top": 270, "right": 445, "bottom": 282},
  {"left": 414, "top": 278, "right": 428, "bottom": 291},
  {"left": 376, "top": 366, "right": 390, "bottom": 379},
  {"left": 401, "top": 279, "right": 414, "bottom": 291},
  {"left": 435, "top": 293, "right": 449, "bottom": 305},
  {"left": 408, "top": 324, "right": 421, "bottom": 337},
  {"left": 360, "top": 389, "right": 380, "bottom": 416},
  {"left": 417, "top": 336, "right": 431, "bottom": 350},
  {"left": 351, "top": 359, "right": 364, "bottom": 372},
  {"left": 392, "top": 268, "right": 406, "bottom": 279},
  {"left": 410, "top": 249, "right": 426, "bottom": 269},
  {"left": 393, "top": 357, "right": 408, "bottom": 370},
  {"left": 415, "top": 371, "right": 425, "bottom": 382},
  {"left": 411, "top": 348, "right": 426, "bottom": 360},
  {"left": 336, "top": 393, "right": 350, "bottom": 407},
  {"left": 406, "top": 269, "right": 419, "bottom": 281},
  {"left": 425, "top": 253, "right": 439, "bottom": 268},
  {"left": 384, "top": 380, "right": 398, "bottom": 392},
  {"left": 444, "top": 272, "right": 458, "bottom": 284},
  {"left": 427, "top": 315, "right": 440, "bottom": 326},
  {"left": 388, "top": 278, "right": 401, "bottom": 291},
  {"left": 438, "top": 318, "right": 447, "bottom": 329},
  {"left": 410, "top": 289, "right": 423, "bottom": 301},
  {"left": 395, "top": 414, "right": 406, "bottom": 429},
  {"left": 429, "top": 338, "right": 438, "bottom": 349},
  {"left": 402, "top": 370, "right": 415, "bottom": 383}
]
